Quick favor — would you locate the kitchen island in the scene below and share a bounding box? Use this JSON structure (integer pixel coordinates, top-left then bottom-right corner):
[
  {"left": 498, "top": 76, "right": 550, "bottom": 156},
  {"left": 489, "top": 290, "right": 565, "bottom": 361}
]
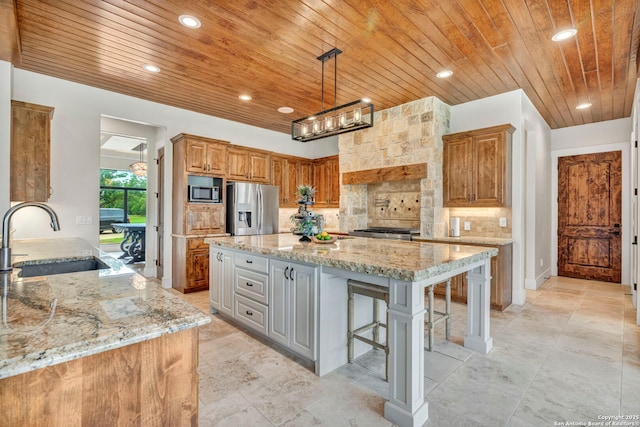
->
[
  {"left": 0, "top": 238, "right": 210, "bottom": 426},
  {"left": 206, "top": 234, "right": 497, "bottom": 427}
]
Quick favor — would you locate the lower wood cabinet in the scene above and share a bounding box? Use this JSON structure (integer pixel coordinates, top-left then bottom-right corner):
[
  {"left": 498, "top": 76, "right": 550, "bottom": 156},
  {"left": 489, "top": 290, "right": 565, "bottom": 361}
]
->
[
  {"left": 269, "top": 259, "right": 316, "bottom": 360},
  {"left": 433, "top": 242, "right": 512, "bottom": 311},
  {"left": 0, "top": 328, "right": 199, "bottom": 426},
  {"left": 172, "top": 237, "right": 211, "bottom": 293}
]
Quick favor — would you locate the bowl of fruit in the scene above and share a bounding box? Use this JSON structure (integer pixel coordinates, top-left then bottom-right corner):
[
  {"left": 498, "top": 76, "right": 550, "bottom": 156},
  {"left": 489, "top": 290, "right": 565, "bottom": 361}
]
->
[{"left": 313, "top": 231, "right": 335, "bottom": 244}]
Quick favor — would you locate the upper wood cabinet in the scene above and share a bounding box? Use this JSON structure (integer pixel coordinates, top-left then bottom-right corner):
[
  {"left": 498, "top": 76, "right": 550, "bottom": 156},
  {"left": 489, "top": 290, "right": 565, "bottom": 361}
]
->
[
  {"left": 271, "top": 155, "right": 314, "bottom": 207},
  {"left": 184, "top": 136, "right": 227, "bottom": 175},
  {"left": 10, "top": 100, "right": 54, "bottom": 202},
  {"left": 313, "top": 155, "right": 339, "bottom": 208},
  {"left": 227, "top": 147, "right": 270, "bottom": 183},
  {"left": 443, "top": 124, "right": 515, "bottom": 207}
]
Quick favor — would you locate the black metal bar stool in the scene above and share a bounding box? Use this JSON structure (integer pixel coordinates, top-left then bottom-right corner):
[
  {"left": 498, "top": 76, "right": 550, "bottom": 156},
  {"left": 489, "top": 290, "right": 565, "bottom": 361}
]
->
[
  {"left": 347, "top": 279, "right": 390, "bottom": 381},
  {"left": 425, "top": 278, "right": 452, "bottom": 351}
]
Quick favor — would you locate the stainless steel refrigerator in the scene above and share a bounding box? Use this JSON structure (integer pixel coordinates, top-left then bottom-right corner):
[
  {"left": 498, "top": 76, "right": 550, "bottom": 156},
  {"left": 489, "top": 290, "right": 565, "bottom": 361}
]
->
[{"left": 226, "top": 182, "right": 279, "bottom": 235}]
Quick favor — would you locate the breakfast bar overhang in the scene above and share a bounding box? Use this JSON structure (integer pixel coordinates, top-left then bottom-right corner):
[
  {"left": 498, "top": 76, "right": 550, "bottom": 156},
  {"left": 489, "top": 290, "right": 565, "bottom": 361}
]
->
[{"left": 207, "top": 234, "right": 497, "bottom": 427}]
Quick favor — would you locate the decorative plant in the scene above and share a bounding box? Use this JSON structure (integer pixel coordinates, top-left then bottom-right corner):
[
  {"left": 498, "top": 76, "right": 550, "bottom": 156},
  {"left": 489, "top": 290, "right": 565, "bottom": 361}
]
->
[{"left": 296, "top": 184, "right": 316, "bottom": 201}]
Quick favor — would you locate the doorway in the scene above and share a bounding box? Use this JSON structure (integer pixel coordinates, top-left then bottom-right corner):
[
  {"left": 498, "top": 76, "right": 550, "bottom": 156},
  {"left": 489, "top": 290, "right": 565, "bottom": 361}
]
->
[{"left": 557, "top": 151, "right": 622, "bottom": 282}]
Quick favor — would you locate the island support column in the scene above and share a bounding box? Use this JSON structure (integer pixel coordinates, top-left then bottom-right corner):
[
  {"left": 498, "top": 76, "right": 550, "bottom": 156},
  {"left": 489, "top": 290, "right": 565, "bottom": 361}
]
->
[
  {"left": 383, "top": 279, "right": 429, "bottom": 427},
  {"left": 464, "top": 258, "right": 493, "bottom": 353}
]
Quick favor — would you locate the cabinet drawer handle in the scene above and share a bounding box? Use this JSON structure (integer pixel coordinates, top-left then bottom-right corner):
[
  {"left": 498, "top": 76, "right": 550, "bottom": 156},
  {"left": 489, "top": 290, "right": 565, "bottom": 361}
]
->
[
  {"left": 246, "top": 310, "right": 253, "bottom": 316},
  {"left": 246, "top": 282, "right": 253, "bottom": 287},
  {"left": 246, "top": 260, "right": 253, "bottom": 264}
]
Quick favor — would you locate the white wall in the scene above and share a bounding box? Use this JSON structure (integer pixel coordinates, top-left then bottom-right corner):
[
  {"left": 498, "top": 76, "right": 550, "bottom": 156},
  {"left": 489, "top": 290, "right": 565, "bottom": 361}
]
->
[
  {"left": 450, "top": 90, "right": 527, "bottom": 305},
  {"left": 6, "top": 68, "right": 335, "bottom": 287},
  {"left": 550, "top": 118, "right": 632, "bottom": 286},
  {"left": 522, "top": 95, "right": 552, "bottom": 290}
]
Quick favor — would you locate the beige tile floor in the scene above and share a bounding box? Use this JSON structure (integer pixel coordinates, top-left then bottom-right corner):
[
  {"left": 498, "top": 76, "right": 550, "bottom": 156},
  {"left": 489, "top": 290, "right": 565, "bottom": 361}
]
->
[{"left": 167, "top": 276, "right": 640, "bottom": 427}]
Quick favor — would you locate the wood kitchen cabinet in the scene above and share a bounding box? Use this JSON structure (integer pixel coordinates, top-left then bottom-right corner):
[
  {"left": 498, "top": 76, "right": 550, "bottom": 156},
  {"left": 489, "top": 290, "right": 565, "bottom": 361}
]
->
[
  {"left": 433, "top": 242, "right": 512, "bottom": 311},
  {"left": 171, "top": 133, "right": 229, "bottom": 293},
  {"left": 443, "top": 124, "right": 515, "bottom": 207},
  {"left": 172, "top": 236, "right": 211, "bottom": 293},
  {"left": 271, "top": 155, "right": 314, "bottom": 207},
  {"left": 10, "top": 100, "right": 54, "bottom": 202},
  {"left": 227, "top": 146, "right": 270, "bottom": 183},
  {"left": 181, "top": 134, "right": 227, "bottom": 175},
  {"left": 313, "top": 155, "right": 339, "bottom": 207}
]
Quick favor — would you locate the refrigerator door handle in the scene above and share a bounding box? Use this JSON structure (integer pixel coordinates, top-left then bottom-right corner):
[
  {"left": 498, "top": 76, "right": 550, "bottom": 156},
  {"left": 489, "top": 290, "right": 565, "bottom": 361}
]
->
[{"left": 256, "top": 186, "right": 263, "bottom": 234}]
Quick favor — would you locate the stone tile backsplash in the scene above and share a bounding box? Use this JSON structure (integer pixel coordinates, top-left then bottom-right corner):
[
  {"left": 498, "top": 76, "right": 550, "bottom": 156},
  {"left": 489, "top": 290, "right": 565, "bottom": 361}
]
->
[{"left": 446, "top": 207, "right": 512, "bottom": 239}]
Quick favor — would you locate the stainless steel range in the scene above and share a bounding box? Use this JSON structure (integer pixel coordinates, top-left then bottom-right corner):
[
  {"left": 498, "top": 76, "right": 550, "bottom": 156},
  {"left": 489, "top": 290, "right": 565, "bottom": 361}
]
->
[{"left": 350, "top": 226, "right": 420, "bottom": 241}]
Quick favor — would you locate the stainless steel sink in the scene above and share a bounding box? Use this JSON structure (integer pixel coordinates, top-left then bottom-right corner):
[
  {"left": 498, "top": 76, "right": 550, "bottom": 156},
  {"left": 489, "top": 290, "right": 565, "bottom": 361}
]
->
[{"left": 16, "top": 257, "right": 111, "bottom": 277}]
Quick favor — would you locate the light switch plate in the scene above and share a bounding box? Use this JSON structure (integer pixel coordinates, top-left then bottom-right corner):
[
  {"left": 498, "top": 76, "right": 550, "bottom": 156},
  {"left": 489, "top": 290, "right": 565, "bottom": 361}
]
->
[
  {"left": 499, "top": 217, "right": 507, "bottom": 227},
  {"left": 463, "top": 221, "right": 471, "bottom": 231}
]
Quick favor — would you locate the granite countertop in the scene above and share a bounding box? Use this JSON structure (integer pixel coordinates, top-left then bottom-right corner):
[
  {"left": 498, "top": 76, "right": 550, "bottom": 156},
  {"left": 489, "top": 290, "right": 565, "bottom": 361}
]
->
[
  {"left": 413, "top": 236, "right": 513, "bottom": 246},
  {"left": 0, "top": 237, "right": 210, "bottom": 379},
  {"left": 206, "top": 234, "right": 497, "bottom": 282}
]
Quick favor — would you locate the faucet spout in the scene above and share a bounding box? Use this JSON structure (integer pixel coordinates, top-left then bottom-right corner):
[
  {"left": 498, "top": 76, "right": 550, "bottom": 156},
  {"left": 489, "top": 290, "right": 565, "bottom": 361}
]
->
[{"left": 0, "top": 202, "right": 61, "bottom": 271}]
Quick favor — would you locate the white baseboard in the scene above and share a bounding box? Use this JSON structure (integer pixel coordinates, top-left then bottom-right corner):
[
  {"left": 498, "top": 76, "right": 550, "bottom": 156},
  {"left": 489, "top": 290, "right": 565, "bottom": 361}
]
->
[{"left": 524, "top": 269, "right": 551, "bottom": 290}]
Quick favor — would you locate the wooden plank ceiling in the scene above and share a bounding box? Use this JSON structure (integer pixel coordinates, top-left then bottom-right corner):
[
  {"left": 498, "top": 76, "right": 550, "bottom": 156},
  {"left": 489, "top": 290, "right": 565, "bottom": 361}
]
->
[{"left": 5, "top": 0, "right": 640, "bottom": 133}]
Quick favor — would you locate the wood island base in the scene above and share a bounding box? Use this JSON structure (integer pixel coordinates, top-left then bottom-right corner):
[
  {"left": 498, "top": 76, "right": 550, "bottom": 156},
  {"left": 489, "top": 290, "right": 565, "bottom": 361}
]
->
[{"left": 0, "top": 328, "right": 199, "bottom": 426}]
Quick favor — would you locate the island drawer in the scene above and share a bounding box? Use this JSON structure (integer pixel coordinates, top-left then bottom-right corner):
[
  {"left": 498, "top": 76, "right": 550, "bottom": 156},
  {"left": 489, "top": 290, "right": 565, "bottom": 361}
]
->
[
  {"left": 234, "top": 252, "right": 269, "bottom": 273},
  {"left": 234, "top": 294, "right": 268, "bottom": 335},
  {"left": 235, "top": 268, "right": 269, "bottom": 304}
]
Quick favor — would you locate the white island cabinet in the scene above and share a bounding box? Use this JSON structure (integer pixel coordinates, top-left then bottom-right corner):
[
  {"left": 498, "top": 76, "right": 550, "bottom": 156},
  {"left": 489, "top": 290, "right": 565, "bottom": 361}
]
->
[
  {"left": 269, "top": 259, "right": 316, "bottom": 360},
  {"left": 209, "top": 247, "right": 234, "bottom": 315},
  {"left": 206, "top": 234, "right": 496, "bottom": 427}
]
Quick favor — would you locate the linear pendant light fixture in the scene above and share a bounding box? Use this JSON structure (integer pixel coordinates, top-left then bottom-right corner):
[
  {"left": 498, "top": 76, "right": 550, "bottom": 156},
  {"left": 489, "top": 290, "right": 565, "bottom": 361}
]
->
[{"left": 292, "top": 48, "right": 374, "bottom": 142}]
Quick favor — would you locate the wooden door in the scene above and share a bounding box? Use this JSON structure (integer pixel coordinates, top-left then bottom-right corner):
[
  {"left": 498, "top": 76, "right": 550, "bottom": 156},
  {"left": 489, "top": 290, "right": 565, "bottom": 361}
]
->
[
  {"left": 156, "top": 148, "right": 164, "bottom": 279},
  {"left": 558, "top": 151, "right": 622, "bottom": 282},
  {"left": 443, "top": 137, "right": 473, "bottom": 206}
]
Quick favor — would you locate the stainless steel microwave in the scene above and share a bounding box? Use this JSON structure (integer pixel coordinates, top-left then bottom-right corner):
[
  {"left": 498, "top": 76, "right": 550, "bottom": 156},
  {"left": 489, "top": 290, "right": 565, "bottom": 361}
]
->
[{"left": 188, "top": 185, "right": 221, "bottom": 203}]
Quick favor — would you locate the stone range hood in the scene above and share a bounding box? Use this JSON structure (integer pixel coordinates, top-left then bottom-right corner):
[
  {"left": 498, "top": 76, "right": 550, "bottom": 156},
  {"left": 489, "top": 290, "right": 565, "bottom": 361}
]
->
[{"left": 338, "top": 97, "right": 451, "bottom": 238}]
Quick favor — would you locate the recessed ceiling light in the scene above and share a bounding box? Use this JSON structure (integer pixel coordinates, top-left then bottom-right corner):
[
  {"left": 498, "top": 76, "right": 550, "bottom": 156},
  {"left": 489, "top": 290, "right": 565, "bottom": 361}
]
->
[
  {"left": 576, "top": 102, "right": 592, "bottom": 110},
  {"left": 179, "top": 15, "right": 201, "bottom": 28},
  {"left": 143, "top": 64, "right": 160, "bottom": 73},
  {"left": 239, "top": 95, "right": 252, "bottom": 101},
  {"left": 361, "top": 97, "right": 372, "bottom": 103},
  {"left": 552, "top": 28, "right": 577, "bottom": 42},
  {"left": 436, "top": 70, "right": 453, "bottom": 78},
  {"left": 278, "top": 107, "right": 294, "bottom": 114}
]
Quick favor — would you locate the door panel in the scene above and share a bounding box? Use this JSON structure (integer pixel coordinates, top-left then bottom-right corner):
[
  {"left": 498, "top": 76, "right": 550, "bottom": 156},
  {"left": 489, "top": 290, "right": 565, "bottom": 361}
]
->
[{"left": 558, "top": 151, "right": 622, "bottom": 282}]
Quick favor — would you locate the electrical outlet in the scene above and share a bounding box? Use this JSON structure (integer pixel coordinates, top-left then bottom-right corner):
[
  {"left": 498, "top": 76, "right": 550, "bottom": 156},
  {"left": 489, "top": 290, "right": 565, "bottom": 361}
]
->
[
  {"left": 75, "top": 216, "right": 93, "bottom": 225},
  {"left": 499, "top": 217, "right": 507, "bottom": 227},
  {"left": 463, "top": 221, "right": 471, "bottom": 231}
]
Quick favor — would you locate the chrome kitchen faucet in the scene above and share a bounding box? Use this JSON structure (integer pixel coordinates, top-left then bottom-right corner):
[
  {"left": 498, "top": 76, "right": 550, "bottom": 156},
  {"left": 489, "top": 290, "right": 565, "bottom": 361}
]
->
[{"left": 0, "top": 202, "right": 61, "bottom": 271}]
